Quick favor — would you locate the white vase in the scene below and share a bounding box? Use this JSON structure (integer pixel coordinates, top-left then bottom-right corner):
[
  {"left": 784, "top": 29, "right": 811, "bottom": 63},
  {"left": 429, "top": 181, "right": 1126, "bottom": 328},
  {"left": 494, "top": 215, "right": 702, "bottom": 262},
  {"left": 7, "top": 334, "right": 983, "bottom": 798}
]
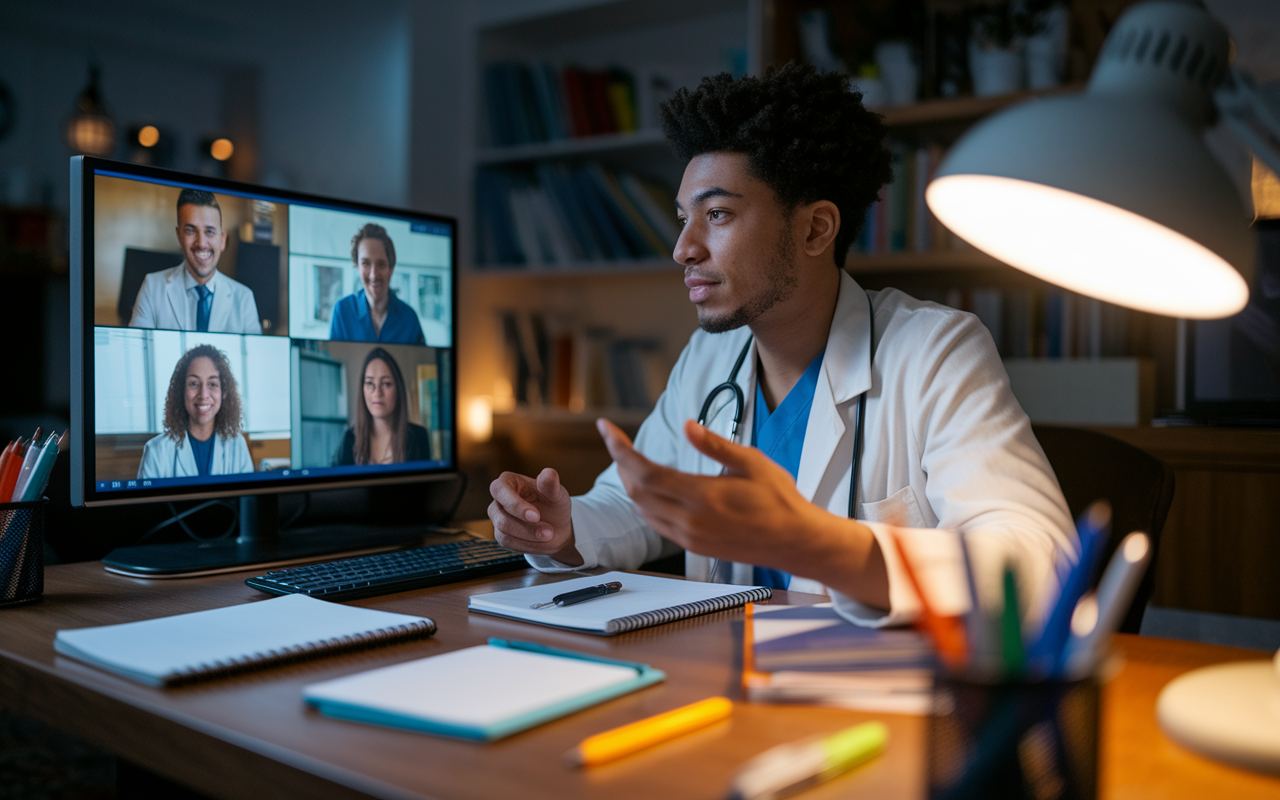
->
[
  {"left": 851, "top": 76, "right": 887, "bottom": 109},
  {"left": 875, "top": 40, "right": 919, "bottom": 107},
  {"left": 969, "top": 43, "right": 1024, "bottom": 97},
  {"left": 1025, "top": 5, "right": 1071, "bottom": 90}
]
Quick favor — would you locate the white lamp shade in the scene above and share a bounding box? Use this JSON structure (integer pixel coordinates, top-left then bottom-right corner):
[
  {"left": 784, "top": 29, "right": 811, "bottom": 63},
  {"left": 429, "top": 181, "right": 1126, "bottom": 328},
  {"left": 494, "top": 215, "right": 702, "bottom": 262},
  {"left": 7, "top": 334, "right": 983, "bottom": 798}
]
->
[
  {"left": 928, "top": 94, "right": 1253, "bottom": 318},
  {"left": 926, "top": 0, "right": 1257, "bottom": 320}
]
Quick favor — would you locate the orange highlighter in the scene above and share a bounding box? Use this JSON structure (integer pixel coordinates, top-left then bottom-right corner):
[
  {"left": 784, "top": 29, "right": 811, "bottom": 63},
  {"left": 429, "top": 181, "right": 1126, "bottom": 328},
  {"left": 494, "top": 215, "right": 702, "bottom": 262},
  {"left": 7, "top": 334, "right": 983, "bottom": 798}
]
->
[
  {"left": 566, "top": 697, "right": 733, "bottom": 766},
  {"left": 0, "top": 440, "right": 26, "bottom": 503}
]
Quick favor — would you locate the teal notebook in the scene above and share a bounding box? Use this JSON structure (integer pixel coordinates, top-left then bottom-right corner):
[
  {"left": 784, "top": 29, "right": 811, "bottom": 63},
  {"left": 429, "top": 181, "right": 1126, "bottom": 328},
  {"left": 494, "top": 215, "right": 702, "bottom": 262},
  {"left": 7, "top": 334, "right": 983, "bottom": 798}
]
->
[{"left": 302, "top": 638, "right": 665, "bottom": 742}]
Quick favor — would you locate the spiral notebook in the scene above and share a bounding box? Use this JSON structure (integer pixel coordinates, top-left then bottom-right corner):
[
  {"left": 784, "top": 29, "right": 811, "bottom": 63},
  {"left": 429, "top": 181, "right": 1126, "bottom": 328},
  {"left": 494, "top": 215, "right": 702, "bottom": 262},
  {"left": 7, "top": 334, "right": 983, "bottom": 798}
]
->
[
  {"left": 468, "top": 571, "right": 771, "bottom": 635},
  {"left": 54, "top": 594, "right": 436, "bottom": 686}
]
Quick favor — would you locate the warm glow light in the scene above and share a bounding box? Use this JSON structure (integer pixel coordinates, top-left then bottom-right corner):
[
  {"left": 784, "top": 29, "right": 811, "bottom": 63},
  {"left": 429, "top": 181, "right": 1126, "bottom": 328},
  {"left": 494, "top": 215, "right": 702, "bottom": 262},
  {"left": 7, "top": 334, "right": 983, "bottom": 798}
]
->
[
  {"left": 137, "top": 125, "right": 159, "bottom": 147},
  {"left": 210, "top": 138, "right": 234, "bottom": 161},
  {"left": 927, "top": 175, "right": 1249, "bottom": 319},
  {"left": 465, "top": 396, "right": 493, "bottom": 442},
  {"left": 1070, "top": 594, "right": 1099, "bottom": 638},
  {"left": 66, "top": 116, "right": 115, "bottom": 156}
]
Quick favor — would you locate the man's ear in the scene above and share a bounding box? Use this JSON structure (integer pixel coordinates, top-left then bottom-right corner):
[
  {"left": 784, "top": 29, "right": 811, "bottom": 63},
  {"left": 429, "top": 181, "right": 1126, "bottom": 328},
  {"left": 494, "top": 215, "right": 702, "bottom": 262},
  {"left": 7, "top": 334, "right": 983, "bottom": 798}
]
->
[{"left": 801, "top": 200, "right": 840, "bottom": 257}]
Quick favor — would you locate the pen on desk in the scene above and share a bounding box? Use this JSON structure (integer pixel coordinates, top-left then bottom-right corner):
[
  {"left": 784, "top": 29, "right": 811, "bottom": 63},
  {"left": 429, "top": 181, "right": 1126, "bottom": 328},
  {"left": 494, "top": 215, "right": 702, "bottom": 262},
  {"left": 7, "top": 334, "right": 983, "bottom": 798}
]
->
[
  {"left": 724, "top": 720, "right": 887, "bottom": 800},
  {"left": 531, "top": 581, "right": 622, "bottom": 610},
  {"left": 566, "top": 696, "right": 733, "bottom": 766}
]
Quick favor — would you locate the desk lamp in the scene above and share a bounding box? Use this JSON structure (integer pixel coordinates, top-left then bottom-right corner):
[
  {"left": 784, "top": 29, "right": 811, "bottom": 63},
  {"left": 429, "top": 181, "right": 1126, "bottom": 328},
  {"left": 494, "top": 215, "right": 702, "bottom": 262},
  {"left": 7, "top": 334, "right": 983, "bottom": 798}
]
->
[{"left": 926, "top": 0, "right": 1280, "bottom": 319}]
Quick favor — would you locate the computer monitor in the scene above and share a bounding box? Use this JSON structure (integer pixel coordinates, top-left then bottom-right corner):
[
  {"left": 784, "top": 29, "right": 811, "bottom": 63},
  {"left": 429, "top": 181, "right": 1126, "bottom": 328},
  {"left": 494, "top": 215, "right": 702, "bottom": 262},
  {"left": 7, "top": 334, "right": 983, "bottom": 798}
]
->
[
  {"left": 1182, "top": 218, "right": 1280, "bottom": 425},
  {"left": 70, "top": 156, "right": 459, "bottom": 576}
]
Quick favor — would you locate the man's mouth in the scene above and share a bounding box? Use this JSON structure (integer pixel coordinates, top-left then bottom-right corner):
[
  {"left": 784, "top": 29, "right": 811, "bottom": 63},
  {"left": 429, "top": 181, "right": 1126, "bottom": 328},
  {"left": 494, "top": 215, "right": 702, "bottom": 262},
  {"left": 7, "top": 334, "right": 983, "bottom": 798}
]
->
[
  {"left": 684, "top": 273, "right": 718, "bottom": 304},
  {"left": 192, "top": 247, "right": 214, "bottom": 264}
]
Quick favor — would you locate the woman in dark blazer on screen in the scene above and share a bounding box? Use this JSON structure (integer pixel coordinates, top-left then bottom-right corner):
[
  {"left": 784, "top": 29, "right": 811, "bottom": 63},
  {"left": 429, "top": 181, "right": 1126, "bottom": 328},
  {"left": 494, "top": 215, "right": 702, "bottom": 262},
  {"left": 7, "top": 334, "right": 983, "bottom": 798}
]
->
[{"left": 333, "top": 347, "right": 431, "bottom": 466}]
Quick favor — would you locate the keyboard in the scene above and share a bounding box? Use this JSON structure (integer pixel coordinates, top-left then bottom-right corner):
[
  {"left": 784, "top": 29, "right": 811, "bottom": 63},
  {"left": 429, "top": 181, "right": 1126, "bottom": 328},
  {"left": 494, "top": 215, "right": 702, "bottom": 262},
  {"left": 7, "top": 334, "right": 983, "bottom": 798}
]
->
[{"left": 245, "top": 538, "right": 528, "bottom": 600}]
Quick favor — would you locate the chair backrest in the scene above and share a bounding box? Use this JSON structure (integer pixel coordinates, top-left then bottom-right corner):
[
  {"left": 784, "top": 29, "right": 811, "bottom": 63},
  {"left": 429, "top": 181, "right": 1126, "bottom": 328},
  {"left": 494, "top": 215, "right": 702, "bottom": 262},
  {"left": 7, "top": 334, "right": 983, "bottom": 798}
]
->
[
  {"left": 118, "top": 247, "right": 181, "bottom": 323},
  {"left": 1032, "top": 425, "right": 1176, "bottom": 633}
]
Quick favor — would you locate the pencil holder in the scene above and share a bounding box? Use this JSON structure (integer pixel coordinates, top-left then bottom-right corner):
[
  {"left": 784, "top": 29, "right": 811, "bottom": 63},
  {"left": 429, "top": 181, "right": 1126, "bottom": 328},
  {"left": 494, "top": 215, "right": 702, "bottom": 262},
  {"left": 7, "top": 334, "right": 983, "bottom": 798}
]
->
[
  {"left": 0, "top": 497, "right": 47, "bottom": 608},
  {"left": 927, "top": 675, "right": 1100, "bottom": 800}
]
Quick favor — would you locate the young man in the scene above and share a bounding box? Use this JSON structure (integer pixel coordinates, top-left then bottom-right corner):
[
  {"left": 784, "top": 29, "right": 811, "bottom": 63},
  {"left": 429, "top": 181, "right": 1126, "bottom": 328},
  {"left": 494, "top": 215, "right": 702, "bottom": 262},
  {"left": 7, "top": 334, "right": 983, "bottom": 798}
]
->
[
  {"left": 488, "top": 65, "right": 1075, "bottom": 628},
  {"left": 129, "top": 189, "right": 262, "bottom": 335}
]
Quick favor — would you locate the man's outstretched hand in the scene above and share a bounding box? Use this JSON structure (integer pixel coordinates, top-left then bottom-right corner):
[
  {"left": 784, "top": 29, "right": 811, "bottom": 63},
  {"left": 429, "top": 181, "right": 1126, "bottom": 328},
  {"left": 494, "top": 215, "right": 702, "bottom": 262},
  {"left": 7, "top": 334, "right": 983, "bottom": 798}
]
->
[{"left": 488, "top": 467, "right": 582, "bottom": 565}]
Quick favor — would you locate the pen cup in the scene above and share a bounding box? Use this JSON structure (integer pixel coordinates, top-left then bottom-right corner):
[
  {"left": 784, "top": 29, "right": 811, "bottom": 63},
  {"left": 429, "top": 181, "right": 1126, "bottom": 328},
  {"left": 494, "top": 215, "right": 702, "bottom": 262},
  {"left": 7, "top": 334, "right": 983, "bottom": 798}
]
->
[
  {"left": 0, "top": 497, "right": 47, "bottom": 608},
  {"left": 927, "top": 675, "right": 1100, "bottom": 800}
]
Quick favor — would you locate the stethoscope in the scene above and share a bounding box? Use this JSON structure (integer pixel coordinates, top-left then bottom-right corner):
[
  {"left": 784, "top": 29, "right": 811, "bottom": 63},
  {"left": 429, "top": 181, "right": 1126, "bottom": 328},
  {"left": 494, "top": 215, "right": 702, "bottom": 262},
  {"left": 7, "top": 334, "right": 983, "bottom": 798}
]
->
[{"left": 696, "top": 293, "right": 874, "bottom": 523}]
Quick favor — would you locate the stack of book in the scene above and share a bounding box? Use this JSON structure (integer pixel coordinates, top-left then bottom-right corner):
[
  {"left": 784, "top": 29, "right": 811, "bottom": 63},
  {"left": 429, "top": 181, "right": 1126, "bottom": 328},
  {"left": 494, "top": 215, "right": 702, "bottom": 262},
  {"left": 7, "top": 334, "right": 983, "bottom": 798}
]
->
[
  {"left": 853, "top": 142, "right": 953, "bottom": 256},
  {"left": 483, "top": 62, "right": 659, "bottom": 147},
  {"left": 476, "top": 164, "right": 678, "bottom": 268},
  {"left": 744, "top": 603, "right": 935, "bottom": 715}
]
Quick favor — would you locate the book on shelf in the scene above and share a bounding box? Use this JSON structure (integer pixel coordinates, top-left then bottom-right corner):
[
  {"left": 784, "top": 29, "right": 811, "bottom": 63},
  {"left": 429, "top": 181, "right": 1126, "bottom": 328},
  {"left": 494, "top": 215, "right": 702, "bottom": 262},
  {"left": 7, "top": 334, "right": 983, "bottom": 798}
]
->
[
  {"left": 919, "top": 286, "right": 1130, "bottom": 360},
  {"left": 475, "top": 164, "right": 678, "bottom": 269},
  {"left": 483, "top": 62, "right": 652, "bottom": 147},
  {"left": 497, "top": 310, "right": 668, "bottom": 415},
  {"left": 853, "top": 140, "right": 956, "bottom": 257}
]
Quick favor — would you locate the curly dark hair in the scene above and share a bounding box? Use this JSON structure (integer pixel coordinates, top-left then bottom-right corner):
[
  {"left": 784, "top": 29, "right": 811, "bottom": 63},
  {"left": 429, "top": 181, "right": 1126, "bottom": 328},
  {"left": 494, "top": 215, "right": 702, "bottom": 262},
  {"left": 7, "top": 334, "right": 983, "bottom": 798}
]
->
[
  {"left": 162, "top": 344, "right": 242, "bottom": 442},
  {"left": 351, "top": 223, "right": 397, "bottom": 270},
  {"left": 659, "top": 62, "right": 893, "bottom": 267}
]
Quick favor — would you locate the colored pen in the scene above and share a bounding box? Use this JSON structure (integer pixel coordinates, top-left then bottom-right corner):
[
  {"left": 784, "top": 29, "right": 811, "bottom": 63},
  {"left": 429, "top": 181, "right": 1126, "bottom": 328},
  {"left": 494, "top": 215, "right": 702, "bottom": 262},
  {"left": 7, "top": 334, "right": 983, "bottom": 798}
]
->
[
  {"left": 531, "top": 581, "right": 622, "bottom": 609},
  {"left": 12, "top": 432, "right": 53, "bottom": 502},
  {"left": 566, "top": 697, "right": 732, "bottom": 766},
  {"left": 888, "top": 528, "right": 968, "bottom": 671},
  {"left": 1026, "top": 501, "right": 1111, "bottom": 677},
  {"left": 724, "top": 720, "right": 888, "bottom": 800},
  {"left": 1060, "top": 532, "right": 1152, "bottom": 677},
  {"left": 1000, "top": 565, "right": 1025, "bottom": 680},
  {"left": 0, "top": 439, "right": 27, "bottom": 502},
  {"left": 18, "top": 432, "right": 60, "bottom": 503}
]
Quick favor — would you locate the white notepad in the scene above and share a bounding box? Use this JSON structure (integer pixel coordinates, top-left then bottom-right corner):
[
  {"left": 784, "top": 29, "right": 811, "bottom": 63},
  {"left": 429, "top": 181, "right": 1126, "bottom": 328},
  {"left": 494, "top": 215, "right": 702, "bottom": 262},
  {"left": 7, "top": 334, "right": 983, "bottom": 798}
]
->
[
  {"left": 54, "top": 594, "right": 436, "bottom": 686},
  {"left": 303, "top": 642, "right": 664, "bottom": 741},
  {"left": 468, "top": 571, "right": 771, "bottom": 635}
]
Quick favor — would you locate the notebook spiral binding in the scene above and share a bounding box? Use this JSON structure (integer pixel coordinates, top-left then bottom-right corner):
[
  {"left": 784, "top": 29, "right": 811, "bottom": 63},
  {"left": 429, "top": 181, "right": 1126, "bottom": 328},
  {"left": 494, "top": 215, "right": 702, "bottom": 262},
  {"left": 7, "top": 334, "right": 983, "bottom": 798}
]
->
[
  {"left": 605, "top": 587, "right": 772, "bottom": 635},
  {"left": 164, "top": 618, "right": 438, "bottom": 686}
]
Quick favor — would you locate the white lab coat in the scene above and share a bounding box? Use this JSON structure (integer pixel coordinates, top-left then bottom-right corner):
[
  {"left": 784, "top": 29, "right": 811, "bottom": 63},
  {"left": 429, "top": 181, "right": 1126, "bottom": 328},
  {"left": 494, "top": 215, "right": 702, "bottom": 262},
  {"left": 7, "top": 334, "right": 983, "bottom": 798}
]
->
[
  {"left": 138, "top": 431, "right": 255, "bottom": 479},
  {"left": 129, "top": 265, "right": 263, "bottom": 335},
  {"left": 529, "top": 271, "right": 1076, "bottom": 630}
]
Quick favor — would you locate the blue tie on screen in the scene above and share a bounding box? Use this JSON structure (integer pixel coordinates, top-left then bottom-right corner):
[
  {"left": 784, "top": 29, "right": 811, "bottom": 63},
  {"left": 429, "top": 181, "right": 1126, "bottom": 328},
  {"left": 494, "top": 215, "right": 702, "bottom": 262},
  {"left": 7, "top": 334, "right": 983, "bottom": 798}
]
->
[{"left": 196, "top": 284, "right": 212, "bottom": 332}]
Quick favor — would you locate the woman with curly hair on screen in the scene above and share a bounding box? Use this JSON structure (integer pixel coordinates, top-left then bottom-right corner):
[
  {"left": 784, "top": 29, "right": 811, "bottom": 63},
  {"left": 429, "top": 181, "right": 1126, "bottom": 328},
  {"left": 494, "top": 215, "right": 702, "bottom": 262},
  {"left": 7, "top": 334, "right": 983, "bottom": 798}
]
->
[{"left": 138, "top": 344, "right": 254, "bottom": 479}]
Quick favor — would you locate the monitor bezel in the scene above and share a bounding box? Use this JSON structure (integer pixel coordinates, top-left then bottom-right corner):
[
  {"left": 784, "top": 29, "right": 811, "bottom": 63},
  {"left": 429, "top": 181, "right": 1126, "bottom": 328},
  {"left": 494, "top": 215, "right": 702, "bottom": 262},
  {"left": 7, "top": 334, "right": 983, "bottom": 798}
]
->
[{"left": 71, "top": 155, "right": 461, "bottom": 507}]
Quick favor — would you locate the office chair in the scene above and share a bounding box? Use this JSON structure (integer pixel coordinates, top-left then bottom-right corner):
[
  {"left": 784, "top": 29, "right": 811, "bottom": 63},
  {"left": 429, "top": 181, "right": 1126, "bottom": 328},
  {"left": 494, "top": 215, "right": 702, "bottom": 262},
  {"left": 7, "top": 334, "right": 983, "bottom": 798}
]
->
[
  {"left": 117, "top": 247, "right": 182, "bottom": 323},
  {"left": 1032, "top": 424, "right": 1176, "bottom": 634}
]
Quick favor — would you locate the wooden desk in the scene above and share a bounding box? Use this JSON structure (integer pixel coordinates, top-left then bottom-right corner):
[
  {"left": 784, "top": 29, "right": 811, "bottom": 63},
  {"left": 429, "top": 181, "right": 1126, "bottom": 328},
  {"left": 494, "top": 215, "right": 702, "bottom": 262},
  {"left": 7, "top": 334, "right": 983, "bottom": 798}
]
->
[{"left": 0, "top": 564, "right": 1277, "bottom": 800}]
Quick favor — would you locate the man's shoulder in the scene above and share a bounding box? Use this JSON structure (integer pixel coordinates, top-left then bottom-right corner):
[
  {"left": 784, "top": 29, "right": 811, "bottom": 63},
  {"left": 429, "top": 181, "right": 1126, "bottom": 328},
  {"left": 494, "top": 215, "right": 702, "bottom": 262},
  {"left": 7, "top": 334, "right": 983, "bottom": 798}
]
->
[
  {"left": 141, "top": 265, "right": 185, "bottom": 289},
  {"left": 872, "top": 287, "right": 984, "bottom": 345},
  {"left": 217, "top": 271, "right": 256, "bottom": 297}
]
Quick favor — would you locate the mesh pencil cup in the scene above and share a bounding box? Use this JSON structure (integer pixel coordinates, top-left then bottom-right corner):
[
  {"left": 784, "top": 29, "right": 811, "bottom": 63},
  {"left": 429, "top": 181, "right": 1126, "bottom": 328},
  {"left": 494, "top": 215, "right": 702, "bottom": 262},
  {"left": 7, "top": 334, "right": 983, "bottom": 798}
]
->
[
  {"left": 0, "top": 497, "right": 47, "bottom": 607},
  {"left": 927, "top": 674, "right": 1100, "bottom": 800}
]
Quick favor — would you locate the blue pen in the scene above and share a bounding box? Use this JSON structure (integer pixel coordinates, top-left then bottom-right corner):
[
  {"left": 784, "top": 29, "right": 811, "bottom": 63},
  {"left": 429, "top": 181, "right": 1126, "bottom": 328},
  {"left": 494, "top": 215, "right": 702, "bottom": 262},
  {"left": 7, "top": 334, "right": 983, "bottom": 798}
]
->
[{"left": 1026, "top": 501, "right": 1111, "bottom": 678}]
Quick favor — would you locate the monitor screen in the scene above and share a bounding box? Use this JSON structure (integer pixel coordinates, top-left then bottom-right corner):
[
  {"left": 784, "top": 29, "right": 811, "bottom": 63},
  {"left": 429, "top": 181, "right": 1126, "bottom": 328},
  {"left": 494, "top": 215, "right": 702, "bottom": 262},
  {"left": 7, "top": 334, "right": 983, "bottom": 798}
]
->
[
  {"left": 1184, "top": 218, "right": 1280, "bottom": 424},
  {"left": 71, "top": 157, "right": 458, "bottom": 506}
]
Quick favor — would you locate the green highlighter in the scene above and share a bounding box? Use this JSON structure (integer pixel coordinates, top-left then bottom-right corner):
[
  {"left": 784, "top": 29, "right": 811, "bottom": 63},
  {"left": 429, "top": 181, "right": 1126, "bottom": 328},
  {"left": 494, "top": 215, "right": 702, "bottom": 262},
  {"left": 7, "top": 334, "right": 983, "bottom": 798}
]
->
[
  {"left": 725, "top": 721, "right": 888, "bottom": 800},
  {"left": 1001, "top": 566, "right": 1026, "bottom": 680}
]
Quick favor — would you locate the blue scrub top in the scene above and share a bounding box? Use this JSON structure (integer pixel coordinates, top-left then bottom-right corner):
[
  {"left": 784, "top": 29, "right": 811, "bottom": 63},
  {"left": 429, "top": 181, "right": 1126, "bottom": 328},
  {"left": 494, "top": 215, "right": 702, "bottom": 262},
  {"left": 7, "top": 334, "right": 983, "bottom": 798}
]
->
[
  {"left": 188, "top": 432, "right": 214, "bottom": 477},
  {"left": 329, "top": 289, "right": 426, "bottom": 345},
  {"left": 750, "top": 350, "right": 825, "bottom": 590}
]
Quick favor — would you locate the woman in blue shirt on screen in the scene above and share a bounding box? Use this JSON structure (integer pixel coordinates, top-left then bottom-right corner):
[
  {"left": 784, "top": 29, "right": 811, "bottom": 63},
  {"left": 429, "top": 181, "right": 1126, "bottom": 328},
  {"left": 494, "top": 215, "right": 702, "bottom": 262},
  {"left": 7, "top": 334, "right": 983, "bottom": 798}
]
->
[
  {"left": 138, "top": 344, "right": 255, "bottom": 479},
  {"left": 328, "top": 224, "right": 426, "bottom": 345}
]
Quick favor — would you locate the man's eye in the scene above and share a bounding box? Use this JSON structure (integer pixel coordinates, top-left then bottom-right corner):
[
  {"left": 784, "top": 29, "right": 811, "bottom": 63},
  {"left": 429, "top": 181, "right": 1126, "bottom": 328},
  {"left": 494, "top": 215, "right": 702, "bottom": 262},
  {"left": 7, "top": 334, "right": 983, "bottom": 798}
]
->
[{"left": 709, "top": 210, "right": 724, "bottom": 221}]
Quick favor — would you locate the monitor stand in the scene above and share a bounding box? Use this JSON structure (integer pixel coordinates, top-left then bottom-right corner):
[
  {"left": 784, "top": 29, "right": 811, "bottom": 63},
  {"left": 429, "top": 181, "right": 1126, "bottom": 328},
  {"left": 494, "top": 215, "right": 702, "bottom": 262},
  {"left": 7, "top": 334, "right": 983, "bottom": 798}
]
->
[{"left": 101, "top": 495, "right": 430, "bottom": 578}]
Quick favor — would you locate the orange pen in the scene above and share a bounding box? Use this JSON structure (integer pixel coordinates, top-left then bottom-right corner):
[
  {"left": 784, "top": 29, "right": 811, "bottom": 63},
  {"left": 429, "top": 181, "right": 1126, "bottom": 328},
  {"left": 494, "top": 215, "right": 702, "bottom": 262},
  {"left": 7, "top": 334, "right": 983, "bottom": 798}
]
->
[
  {"left": 887, "top": 527, "right": 969, "bottom": 671},
  {"left": 0, "top": 439, "right": 27, "bottom": 502}
]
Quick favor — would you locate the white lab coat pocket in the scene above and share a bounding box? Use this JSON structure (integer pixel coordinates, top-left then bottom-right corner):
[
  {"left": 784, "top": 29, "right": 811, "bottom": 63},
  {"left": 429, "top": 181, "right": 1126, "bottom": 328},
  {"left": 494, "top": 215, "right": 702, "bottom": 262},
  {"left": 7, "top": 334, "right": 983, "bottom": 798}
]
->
[{"left": 859, "top": 485, "right": 928, "bottom": 529}]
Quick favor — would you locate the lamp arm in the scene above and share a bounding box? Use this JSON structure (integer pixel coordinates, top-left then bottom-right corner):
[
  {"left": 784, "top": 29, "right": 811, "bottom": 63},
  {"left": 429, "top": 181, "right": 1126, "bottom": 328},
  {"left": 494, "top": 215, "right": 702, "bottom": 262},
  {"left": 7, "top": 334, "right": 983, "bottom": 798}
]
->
[{"left": 1215, "top": 68, "right": 1280, "bottom": 178}]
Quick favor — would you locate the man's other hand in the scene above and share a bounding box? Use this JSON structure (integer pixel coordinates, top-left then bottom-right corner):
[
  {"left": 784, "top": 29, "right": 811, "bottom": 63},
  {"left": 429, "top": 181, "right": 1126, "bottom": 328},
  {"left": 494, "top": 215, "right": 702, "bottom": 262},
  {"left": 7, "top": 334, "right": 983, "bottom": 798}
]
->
[{"left": 488, "top": 468, "right": 582, "bottom": 565}]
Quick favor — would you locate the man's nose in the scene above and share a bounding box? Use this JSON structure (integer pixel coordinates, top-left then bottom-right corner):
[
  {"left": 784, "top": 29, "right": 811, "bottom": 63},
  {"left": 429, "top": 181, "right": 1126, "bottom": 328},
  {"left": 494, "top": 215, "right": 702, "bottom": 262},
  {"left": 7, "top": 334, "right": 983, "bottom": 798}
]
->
[{"left": 673, "top": 223, "right": 706, "bottom": 266}]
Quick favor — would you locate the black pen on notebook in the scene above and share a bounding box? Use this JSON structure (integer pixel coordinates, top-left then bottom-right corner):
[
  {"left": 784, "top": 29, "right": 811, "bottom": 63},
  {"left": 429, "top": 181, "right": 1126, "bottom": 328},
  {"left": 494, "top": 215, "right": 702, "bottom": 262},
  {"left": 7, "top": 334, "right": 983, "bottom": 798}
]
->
[{"left": 531, "top": 582, "right": 622, "bottom": 610}]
